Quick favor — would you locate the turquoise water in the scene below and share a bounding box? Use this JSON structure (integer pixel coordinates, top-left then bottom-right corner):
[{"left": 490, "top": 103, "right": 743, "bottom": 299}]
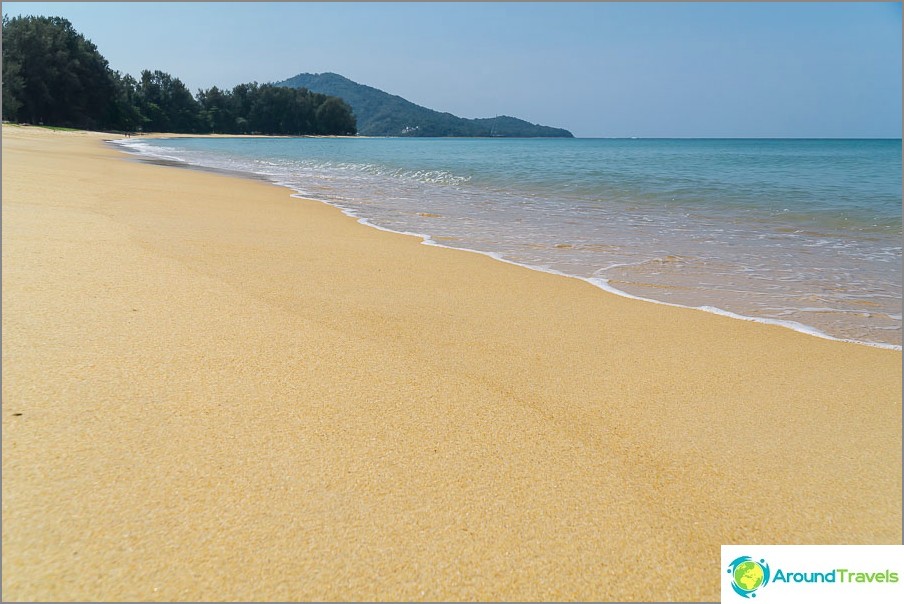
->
[{"left": 114, "top": 137, "right": 902, "bottom": 348}]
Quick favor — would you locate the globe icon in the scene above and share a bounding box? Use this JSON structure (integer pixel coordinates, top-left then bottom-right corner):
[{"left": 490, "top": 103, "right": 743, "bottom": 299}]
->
[{"left": 733, "top": 560, "right": 765, "bottom": 592}]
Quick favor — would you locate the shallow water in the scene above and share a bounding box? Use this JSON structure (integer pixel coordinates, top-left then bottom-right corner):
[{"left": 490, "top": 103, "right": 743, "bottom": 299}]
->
[{"left": 114, "top": 136, "right": 902, "bottom": 348}]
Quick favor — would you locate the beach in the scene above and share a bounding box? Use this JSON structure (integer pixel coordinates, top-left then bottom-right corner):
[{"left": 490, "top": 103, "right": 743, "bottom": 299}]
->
[{"left": 2, "top": 125, "right": 901, "bottom": 600}]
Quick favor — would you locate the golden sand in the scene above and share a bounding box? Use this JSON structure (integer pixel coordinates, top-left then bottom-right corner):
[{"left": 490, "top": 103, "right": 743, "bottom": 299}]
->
[{"left": 2, "top": 125, "right": 901, "bottom": 601}]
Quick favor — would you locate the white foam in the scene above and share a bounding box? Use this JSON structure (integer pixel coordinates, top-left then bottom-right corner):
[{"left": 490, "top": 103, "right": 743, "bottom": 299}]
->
[
  {"left": 109, "top": 138, "right": 188, "bottom": 163},
  {"left": 294, "top": 191, "right": 900, "bottom": 351}
]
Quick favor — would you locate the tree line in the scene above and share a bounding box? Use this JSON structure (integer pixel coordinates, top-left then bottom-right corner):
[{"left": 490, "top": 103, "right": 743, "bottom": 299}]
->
[{"left": 1, "top": 15, "right": 357, "bottom": 135}]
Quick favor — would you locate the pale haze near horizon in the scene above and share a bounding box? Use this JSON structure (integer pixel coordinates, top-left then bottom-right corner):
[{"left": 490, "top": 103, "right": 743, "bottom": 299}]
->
[{"left": 3, "top": 1, "right": 901, "bottom": 138}]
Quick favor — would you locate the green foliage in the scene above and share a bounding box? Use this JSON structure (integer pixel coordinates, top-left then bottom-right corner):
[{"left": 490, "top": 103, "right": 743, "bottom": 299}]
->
[
  {"left": 278, "top": 72, "right": 573, "bottom": 138},
  {"left": 106, "top": 72, "right": 143, "bottom": 133},
  {"left": 193, "top": 83, "right": 356, "bottom": 135},
  {"left": 138, "top": 70, "right": 203, "bottom": 133},
  {"left": 314, "top": 96, "right": 357, "bottom": 135},
  {"left": 1, "top": 15, "right": 114, "bottom": 128},
  {"left": 1, "top": 15, "right": 357, "bottom": 136}
]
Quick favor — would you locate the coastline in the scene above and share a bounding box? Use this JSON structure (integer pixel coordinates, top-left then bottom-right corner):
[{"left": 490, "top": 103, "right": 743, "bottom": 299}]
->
[
  {"left": 2, "top": 125, "right": 901, "bottom": 601},
  {"left": 114, "top": 134, "right": 904, "bottom": 351}
]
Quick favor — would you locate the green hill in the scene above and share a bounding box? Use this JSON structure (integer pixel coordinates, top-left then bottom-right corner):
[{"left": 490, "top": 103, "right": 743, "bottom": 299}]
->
[{"left": 276, "top": 72, "right": 573, "bottom": 138}]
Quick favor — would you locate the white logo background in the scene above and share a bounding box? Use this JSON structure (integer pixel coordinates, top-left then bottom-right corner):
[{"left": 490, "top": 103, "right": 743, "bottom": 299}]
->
[{"left": 721, "top": 545, "right": 904, "bottom": 604}]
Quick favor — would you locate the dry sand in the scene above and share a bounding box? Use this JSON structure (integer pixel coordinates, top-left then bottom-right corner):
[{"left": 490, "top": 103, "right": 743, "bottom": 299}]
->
[{"left": 2, "top": 125, "right": 901, "bottom": 601}]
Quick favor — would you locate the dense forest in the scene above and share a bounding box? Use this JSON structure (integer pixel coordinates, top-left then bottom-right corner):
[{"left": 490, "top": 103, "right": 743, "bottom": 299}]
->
[
  {"left": 1, "top": 16, "right": 357, "bottom": 135},
  {"left": 279, "top": 72, "right": 574, "bottom": 138}
]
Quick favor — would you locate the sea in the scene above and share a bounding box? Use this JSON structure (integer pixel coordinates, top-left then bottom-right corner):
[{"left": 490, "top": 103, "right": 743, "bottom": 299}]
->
[{"left": 112, "top": 136, "right": 903, "bottom": 349}]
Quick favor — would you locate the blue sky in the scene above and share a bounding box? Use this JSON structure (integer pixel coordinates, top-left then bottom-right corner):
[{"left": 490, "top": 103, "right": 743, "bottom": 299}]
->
[{"left": 3, "top": 2, "right": 901, "bottom": 137}]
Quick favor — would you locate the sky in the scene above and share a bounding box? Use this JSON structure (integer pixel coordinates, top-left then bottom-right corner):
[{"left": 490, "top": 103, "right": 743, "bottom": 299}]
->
[{"left": 3, "top": 2, "right": 901, "bottom": 138}]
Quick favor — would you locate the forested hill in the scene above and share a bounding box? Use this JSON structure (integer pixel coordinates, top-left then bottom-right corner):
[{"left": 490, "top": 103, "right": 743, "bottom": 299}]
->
[{"left": 277, "top": 72, "right": 574, "bottom": 138}]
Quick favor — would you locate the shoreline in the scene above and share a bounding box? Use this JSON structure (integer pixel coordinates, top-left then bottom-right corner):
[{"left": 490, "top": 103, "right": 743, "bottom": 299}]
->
[
  {"left": 3, "top": 125, "right": 901, "bottom": 601},
  {"left": 111, "top": 134, "right": 902, "bottom": 351}
]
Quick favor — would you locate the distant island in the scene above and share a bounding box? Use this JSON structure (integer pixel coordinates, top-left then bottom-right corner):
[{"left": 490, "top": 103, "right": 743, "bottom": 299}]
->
[{"left": 278, "top": 72, "right": 574, "bottom": 138}]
